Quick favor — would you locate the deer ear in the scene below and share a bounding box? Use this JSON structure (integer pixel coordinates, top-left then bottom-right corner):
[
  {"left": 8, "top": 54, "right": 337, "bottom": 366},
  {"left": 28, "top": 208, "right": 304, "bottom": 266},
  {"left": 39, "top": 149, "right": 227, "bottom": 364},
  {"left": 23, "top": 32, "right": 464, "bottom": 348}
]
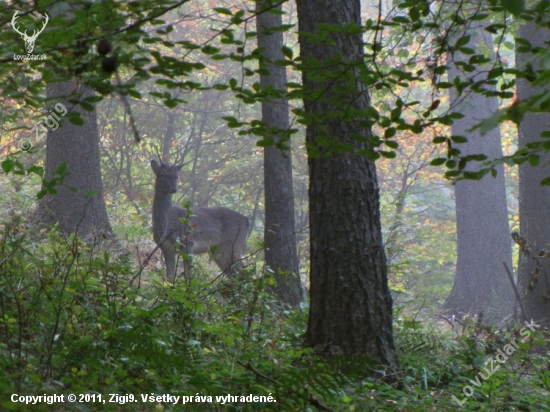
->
[
  {"left": 175, "top": 164, "right": 183, "bottom": 171},
  {"left": 151, "top": 159, "right": 159, "bottom": 171}
]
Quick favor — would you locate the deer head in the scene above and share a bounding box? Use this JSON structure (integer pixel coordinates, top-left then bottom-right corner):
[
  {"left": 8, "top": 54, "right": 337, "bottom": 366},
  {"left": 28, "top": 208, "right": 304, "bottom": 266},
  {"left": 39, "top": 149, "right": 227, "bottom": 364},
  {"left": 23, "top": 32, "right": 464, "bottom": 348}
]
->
[
  {"left": 151, "top": 159, "right": 183, "bottom": 194},
  {"left": 12, "top": 11, "right": 49, "bottom": 54}
]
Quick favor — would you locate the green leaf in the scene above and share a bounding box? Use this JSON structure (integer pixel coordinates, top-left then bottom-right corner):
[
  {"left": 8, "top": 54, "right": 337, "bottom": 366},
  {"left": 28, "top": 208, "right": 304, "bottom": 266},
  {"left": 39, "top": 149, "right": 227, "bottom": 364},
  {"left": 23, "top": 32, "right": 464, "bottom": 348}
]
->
[
  {"left": 379, "top": 150, "right": 396, "bottom": 159},
  {"left": 84, "top": 95, "right": 103, "bottom": 103},
  {"left": 445, "top": 159, "right": 457, "bottom": 169},
  {"left": 471, "top": 13, "right": 490, "bottom": 21},
  {"left": 409, "top": 6, "right": 420, "bottom": 22},
  {"left": 390, "top": 106, "right": 402, "bottom": 121},
  {"left": 256, "top": 136, "right": 274, "bottom": 147},
  {"left": 454, "top": 35, "right": 470, "bottom": 49},
  {"left": 500, "top": 0, "right": 524, "bottom": 16},
  {"left": 434, "top": 66, "right": 448, "bottom": 75},
  {"left": 430, "top": 158, "right": 446, "bottom": 166},
  {"left": 27, "top": 165, "right": 44, "bottom": 177},
  {"left": 56, "top": 162, "right": 67, "bottom": 175},
  {"left": 436, "top": 82, "right": 453, "bottom": 89},
  {"left": 528, "top": 154, "right": 540, "bottom": 167},
  {"left": 392, "top": 16, "right": 410, "bottom": 24},
  {"left": 202, "top": 45, "right": 220, "bottom": 55},
  {"left": 281, "top": 46, "right": 293, "bottom": 59},
  {"left": 450, "top": 135, "right": 468, "bottom": 143},
  {"left": 384, "top": 127, "right": 396, "bottom": 139},
  {"left": 214, "top": 7, "right": 232, "bottom": 15},
  {"left": 458, "top": 47, "right": 475, "bottom": 55},
  {"left": 80, "top": 101, "right": 95, "bottom": 112},
  {"left": 128, "top": 89, "right": 142, "bottom": 99},
  {"left": 432, "top": 136, "right": 447, "bottom": 144},
  {"left": 469, "top": 108, "right": 505, "bottom": 135},
  {"left": 1, "top": 159, "right": 15, "bottom": 174},
  {"left": 68, "top": 112, "right": 84, "bottom": 126},
  {"left": 540, "top": 177, "right": 550, "bottom": 186},
  {"left": 222, "top": 116, "right": 242, "bottom": 128}
]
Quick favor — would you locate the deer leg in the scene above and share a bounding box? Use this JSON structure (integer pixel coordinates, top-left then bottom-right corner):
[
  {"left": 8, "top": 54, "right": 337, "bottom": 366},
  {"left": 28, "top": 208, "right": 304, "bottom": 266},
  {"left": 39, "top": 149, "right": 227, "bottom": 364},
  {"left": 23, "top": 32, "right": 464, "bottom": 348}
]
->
[
  {"left": 229, "top": 240, "right": 246, "bottom": 273},
  {"left": 161, "top": 244, "right": 177, "bottom": 283},
  {"left": 214, "top": 243, "right": 243, "bottom": 276}
]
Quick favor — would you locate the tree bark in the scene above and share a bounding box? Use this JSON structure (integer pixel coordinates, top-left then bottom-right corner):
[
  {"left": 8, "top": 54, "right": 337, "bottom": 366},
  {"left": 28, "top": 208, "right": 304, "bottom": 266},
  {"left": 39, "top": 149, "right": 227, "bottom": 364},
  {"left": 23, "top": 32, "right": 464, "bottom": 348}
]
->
[
  {"left": 35, "top": 81, "right": 113, "bottom": 242},
  {"left": 256, "top": 0, "right": 303, "bottom": 307},
  {"left": 296, "top": 0, "right": 398, "bottom": 367},
  {"left": 442, "top": 22, "right": 514, "bottom": 323},
  {"left": 516, "top": 19, "right": 550, "bottom": 328}
]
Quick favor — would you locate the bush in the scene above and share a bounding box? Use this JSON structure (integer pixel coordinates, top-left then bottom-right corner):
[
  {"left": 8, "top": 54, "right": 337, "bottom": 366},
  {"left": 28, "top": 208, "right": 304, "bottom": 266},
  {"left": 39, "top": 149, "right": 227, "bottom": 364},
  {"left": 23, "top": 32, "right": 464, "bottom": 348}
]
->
[
  {"left": 1, "top": 217, "right": 548, "bottom": 411},
  {"left": 0, "top": 218, "right": 339, "bottom": 411}
]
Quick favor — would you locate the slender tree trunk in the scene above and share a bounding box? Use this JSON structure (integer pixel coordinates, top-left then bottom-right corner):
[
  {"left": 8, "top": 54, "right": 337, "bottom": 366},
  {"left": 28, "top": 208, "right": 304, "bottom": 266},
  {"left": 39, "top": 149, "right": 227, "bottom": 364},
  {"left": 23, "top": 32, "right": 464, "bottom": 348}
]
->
[
  {"left": 442, "top": 21, "right": 514, "bottom": 323},
  {"left": 516, "top": 19, "right": 550, "bottom": 328},
  {"left": 162, "top": 110, "right": 175, "bottom": 161},
  {"left": 296, "top": 0, "right": 398, "bottom": 367},
  {"left": 256, "top": 0, "right": 303, "bottom": 307},
  {"left": 35, "top": 81, "right": 113, "bottom": 242}
]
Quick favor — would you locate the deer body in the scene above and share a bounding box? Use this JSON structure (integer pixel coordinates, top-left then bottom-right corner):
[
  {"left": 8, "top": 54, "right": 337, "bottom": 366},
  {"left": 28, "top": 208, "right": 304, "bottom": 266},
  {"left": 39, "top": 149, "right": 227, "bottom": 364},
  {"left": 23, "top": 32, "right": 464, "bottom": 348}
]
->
[{"left": 151, "top": 160, "right": 250, "bottom": 282}]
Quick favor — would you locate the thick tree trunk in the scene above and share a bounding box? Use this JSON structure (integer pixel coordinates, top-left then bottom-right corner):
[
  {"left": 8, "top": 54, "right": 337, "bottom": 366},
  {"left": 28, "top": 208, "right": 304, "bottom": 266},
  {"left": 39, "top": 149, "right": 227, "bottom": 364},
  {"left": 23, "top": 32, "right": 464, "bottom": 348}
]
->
[
  {"left": 256, "top": 0, "right": 303, "bottom": 307},
  {"left": 516, "top": 20, "right": 550, "bottom": 328},
  {"left": 35, "top": 81, "right": 113, "bottom": 242},
  {"left": 442, "top": 24, "right": 514, "bottom": 323},
  {"left": 296, "top": 0, "right": 398, "bottom": 367}
]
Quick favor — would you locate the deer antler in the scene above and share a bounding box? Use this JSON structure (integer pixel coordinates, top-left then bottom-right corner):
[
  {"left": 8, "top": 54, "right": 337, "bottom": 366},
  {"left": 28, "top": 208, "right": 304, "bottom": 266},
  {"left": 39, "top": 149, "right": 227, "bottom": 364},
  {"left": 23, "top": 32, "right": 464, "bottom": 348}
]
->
[
  {"left": 11, "top": 12, "right": 25, "bottom": 37},
  {"left": 32, "top": 13, "right": 49, "bottom": 38}
]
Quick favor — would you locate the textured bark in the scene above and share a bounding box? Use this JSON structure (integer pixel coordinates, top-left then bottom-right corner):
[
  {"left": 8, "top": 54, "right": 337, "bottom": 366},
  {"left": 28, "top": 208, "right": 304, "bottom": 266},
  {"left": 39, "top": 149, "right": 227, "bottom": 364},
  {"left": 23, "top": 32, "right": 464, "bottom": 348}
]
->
[
  {"left": 442, "top": 24, "right": 514, "bottom": 323},
  {"left": 35, "top": 81, "right": 113, "bottom": 242},
  {"left": 256, "top": 0, "right": 303, "bottom": 307},
  {"left": 296, "top": 0, "right": 398, "bottom": 367},
  {"left": 516, "top": 20, "right": 550, "bottom": 328}
]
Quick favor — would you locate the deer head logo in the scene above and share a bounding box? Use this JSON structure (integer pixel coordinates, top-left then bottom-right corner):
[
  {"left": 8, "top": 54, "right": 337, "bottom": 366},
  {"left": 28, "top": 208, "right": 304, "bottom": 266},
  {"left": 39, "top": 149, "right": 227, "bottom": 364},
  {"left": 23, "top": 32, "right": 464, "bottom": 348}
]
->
[{"left": 11, "top": 11, "right": 49, "bottom": 54}]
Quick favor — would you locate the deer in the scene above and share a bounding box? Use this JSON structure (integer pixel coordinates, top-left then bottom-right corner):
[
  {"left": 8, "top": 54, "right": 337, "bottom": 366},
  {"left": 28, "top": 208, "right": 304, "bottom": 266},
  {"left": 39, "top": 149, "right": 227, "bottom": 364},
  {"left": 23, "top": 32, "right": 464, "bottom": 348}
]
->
[
  {"left": 11, "top": 12, "right": 49, "bottom": 54},
  {"left": 151, "top": 159, "right": 250, "bottom": 282}
]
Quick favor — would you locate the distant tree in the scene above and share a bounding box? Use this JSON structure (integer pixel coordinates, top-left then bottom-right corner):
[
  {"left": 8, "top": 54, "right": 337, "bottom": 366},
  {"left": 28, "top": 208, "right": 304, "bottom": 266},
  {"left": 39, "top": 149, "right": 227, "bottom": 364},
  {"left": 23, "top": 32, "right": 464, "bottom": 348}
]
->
[
  {"left": 256, "top": 0, "right": 303, "bottom": 307},
  {"left": 516, "top": 17, "right": 550, "bottom": 328},
  {"left": 295, "top": 0, "right": 398, "bottom": 366},
  {"left": 442, "top": 19, "right": 514, "bottom": 323},
  {"left": 34, "top": 81, "right": 113, "bottom": 242},
  {"left": 28, "top": 0, "right": 113, "bottom": 241}
]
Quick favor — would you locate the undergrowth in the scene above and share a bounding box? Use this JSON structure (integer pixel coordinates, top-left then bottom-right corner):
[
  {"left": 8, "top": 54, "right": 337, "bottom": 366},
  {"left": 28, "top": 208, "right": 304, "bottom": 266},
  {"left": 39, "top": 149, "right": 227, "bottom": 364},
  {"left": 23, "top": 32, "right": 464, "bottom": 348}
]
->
[{"left": 0, "top": 217, "right": 548, "bottom": 411}]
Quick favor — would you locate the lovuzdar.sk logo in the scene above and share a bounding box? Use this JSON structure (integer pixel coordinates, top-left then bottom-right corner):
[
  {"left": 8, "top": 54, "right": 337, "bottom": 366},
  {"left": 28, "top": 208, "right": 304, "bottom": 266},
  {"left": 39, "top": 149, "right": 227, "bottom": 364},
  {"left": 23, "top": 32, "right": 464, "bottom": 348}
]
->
[{"left": 11, "top": 11, "right": 49, "bottom": 60}]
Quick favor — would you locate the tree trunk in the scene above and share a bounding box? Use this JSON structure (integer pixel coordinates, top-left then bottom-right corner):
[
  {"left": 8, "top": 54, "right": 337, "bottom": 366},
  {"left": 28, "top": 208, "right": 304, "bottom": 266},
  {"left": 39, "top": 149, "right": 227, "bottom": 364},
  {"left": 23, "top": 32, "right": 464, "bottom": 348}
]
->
[
  {"left": 35, "top": 81, "right": 113, "bottom": 242},
  {"left": 516, "top": 20, "right": 550, "bottom": 328},
  {"left": 256, "top": 0, "right": 303, "bottom": 307},
  {"left": 442, "top": 23, "right": 514, "bottom": 323},
  {"left": 296, "top": 0, "right": 398, "bottom": 367}
]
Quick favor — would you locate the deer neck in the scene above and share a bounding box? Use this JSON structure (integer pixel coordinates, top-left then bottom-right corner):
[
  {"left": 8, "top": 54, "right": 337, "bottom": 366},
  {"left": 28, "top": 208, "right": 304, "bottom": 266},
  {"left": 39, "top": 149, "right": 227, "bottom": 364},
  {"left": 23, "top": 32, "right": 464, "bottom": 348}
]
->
[{"left": 152, "top": 190, "right": 173, "bottom": 243}]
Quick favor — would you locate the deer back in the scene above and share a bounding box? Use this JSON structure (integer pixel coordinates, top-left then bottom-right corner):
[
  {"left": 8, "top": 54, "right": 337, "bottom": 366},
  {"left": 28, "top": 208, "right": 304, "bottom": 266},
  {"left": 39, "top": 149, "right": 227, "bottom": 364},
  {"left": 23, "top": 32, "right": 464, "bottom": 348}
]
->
[{"left": 180, "top": 206, "right": 249, "bottom": 254}]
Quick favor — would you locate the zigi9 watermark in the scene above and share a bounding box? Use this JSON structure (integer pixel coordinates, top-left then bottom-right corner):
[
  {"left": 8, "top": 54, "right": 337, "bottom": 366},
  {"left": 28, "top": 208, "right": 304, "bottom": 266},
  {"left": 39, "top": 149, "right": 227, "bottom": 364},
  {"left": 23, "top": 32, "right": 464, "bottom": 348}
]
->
[
  {"left": 452, "top": 319, "right": 540, "bottom": 406},
  {"left": 19, "top": 103, "right": 67, "bottom": 151}
]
